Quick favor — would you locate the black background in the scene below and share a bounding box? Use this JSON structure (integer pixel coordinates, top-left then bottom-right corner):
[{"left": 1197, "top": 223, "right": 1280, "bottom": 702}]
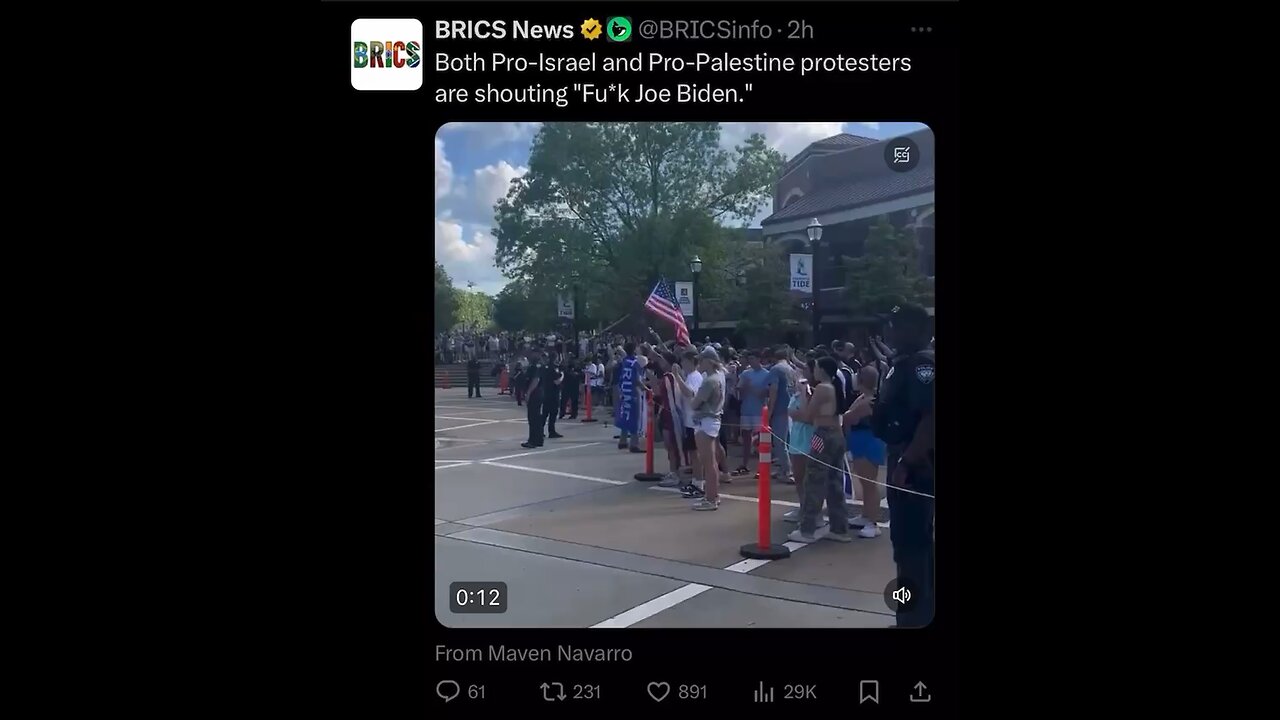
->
[{"left": 321, "top": 0, "right": 959, "bottom": 713}]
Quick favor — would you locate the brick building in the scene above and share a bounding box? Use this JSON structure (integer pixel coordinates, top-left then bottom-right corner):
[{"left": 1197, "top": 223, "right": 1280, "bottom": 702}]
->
[{"left": 760, "top": 129, "right": 935, "bottom": 345}]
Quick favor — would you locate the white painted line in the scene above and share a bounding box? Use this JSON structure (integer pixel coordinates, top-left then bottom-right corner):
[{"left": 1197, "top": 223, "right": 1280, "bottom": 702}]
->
[
  {"left": 723, "top": 558, "right": 771, "bottom": 574},
  {"left": 588, "top": 507, "right": 845, "bottom": 627},
  {"left": 589, "top": 584, "right": 713, "bottom": 628},
  {"left": 480, "top": 442, "right": 601, "bottom": 462},
  {"left": 435, "top": 420, "right": 503, "bottom": 432},
  {"left": 434, "top": 519, "right": 446, "bottom": 525},
  {"left": 434, "top": 406, "right": 510, "bottom": 414},
  {"left": 436, "top": 415, "right": 510, "bottom": 423},
  {"left": 481, "top": 462, "right": 628, "bottom": 486},
  {"left": 434, "top": 462, "right": 473, "bottom": 471}
]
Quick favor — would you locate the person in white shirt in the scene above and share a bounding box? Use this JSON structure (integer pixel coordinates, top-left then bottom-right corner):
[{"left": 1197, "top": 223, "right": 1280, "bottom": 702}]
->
[
  {"left": 585, "top": 357, "right": 604, "bottom": 407},
  {"left": 670, "top": 349, "right": 704, "bottom": 494}
]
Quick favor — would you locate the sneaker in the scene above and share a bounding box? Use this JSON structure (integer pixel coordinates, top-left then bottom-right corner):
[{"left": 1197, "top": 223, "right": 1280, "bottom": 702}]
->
[
  {"left": 548, "top": 433, "right": 565, "bottom": 439},
  {"left": 691, "top": 499, "right": 720, "bottom": 511},
  {"left": 617, "top": 442, "right": 627, "bottom": 449},
  {"left": 680, "top": 485, "right": 705, "bottom": 499},
  {"left": 785, "top": 511, "right": 828, "bottom": 526},
  {"left": 787, "top": 529, "right": 818, "bottom": 543},
  {"left": 658, "top": 474, "right": 681, "bottom": 488},
  {"left": 858, "top": 525, "right": 881, "bottom": 539},
  {"left": 520, "top": 442, "right": 537, "bottom": 449},
  {"left": 849, "top": 515, "right": 871, "bottom": 528},
  {"left": 630, "top": 447, "right": 645, "bottom": 454},
  {"left": 824, "top": 531, "right": 852, "bottom": 543}
]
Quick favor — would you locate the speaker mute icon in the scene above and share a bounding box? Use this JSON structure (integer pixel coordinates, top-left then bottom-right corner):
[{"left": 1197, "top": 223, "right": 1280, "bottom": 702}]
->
[{"left": 883, "top": 578, "right": 918, "bottom": 613}]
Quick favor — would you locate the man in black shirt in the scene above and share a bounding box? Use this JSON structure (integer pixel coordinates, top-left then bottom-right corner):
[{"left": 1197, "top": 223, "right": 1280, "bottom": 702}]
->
[
  {"left": 542, "top": 355, "right": 566, "bottom": 439},
  {"left": 559, "top": 357, "right": 581, "bottom": 420},
  {"left": 466, "top": 356, "right": 482, "bottom": 398},
  {"left": 871, "top": 303, "right": 935, "bottom": 628},
  {"left": 521, "top": 353, "right": 546, "bottom": 449}
]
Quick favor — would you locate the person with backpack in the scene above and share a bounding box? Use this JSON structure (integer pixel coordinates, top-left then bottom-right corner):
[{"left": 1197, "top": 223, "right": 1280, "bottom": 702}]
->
[{"left": 871, "top": 303, "right": 935, "bottom": 628}]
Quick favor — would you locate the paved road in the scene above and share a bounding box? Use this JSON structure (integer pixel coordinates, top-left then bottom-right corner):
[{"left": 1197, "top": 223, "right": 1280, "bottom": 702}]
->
[{"left": 433, "top": 388, "right": 897, "bottom": 628}]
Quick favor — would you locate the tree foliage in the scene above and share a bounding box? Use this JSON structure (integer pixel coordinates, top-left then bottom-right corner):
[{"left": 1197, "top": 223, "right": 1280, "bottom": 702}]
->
[
  {"left": 730, "top": 243, "right": 807, "bottom": 341},
  {"left": 434, "top": 262, "right": 457, "bottom": 333},
  {"left": 492, "top": 122, "right": 785, "bottom": 327},
  {"left": 453, "top": 289, "right": 494, "bottom": 330},
  {"left": 843, "top": 217, "right": 934, "bottom": 317}
]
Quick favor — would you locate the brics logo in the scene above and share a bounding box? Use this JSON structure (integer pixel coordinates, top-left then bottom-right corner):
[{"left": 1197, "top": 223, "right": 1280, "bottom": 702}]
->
[
  {"left": 353, "top": 40, "right": 421, "bottom": 69},
  {"left": 351, "top": 19, "right": 423, "bottom": 91}
]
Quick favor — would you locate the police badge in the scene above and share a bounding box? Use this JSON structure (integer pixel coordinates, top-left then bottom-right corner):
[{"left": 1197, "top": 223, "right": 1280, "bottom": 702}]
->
[{"left": 915, "top": 365, "right": 935, "bottom": 384}]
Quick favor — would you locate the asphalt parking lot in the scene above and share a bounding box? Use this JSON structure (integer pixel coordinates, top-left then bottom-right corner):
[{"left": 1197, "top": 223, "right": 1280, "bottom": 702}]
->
[{"left": 433, "top": 388, "right": 897, "bottom": 628}]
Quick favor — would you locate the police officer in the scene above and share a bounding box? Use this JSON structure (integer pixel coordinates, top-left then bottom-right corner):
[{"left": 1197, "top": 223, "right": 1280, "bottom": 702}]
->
[
  {"left": 513, "top": 354, "right": 528, "bottom": 406},
  {"left": 542, "top": 351, "right": 566, "bottom": 439},
  {"left": 520, "top": 352, "right": 546, "bottom": 449},
  {"left": 870, "top": 303, "right": 935, "bottom": 628},
  {"left": 466, "top": 355, "right": 482, "bottom": 398},
  {"left": 560, "top": 356, "right": 581, "bottom": 420}
]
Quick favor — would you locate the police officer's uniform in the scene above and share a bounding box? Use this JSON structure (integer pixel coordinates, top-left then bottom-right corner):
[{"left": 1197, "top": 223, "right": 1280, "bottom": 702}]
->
[
  {"left": 560, "top": 361, "right": 581, "bottom": 419},
  {"left": 523, "top": 357, "right": 545, "bottom": 447},
  {"left": 542, "top": 361, "right": 565, "bottom": 438},
  {"left": 466, "top": 357, "right": 482, "bottom": 398},
  {"left": 872, "top": 322, "right": 935, "bottom": 628}
]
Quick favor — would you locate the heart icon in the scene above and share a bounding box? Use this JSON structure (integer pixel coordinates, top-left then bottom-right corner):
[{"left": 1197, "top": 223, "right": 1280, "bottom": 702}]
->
[{"left": 647, "top": 681, "right": 670, "bottom": 702}]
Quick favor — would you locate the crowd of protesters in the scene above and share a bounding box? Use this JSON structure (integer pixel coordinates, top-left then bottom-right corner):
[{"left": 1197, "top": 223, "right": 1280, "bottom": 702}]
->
[{"left": 490, "top": 305, "right": 934, "bottom": 626}]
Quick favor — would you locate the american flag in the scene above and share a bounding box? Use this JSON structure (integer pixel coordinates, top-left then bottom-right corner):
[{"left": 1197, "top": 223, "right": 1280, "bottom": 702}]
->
[{"left": 644, "top": 277, "right": 690, "bottom": 345}]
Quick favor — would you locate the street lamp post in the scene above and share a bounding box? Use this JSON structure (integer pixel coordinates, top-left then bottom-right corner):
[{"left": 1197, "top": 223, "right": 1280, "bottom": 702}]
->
[
  {"left": 689, "top": 255, "right": 703, "bottom": 341},
  {"left": 807, "top": 218, "right": 823, "bottom": 346}
]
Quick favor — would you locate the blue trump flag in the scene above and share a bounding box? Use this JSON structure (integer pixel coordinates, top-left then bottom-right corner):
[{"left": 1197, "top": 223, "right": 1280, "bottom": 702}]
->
[{"left": 615, "top": 355, "right": 640, "bottom": 434}]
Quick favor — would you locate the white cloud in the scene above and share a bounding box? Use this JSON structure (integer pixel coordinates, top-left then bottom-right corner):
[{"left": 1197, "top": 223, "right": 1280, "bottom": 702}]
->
[
  {"left": 855, "top": 122, "right": 881, "bottom": 131},
  {"left": 438, "top": 122, "right": 542, "bottom": 148},
  {"left": 720, "top": 122, "right": 846, "bottom": 160},
  {"left": 470, "top": 160, "right": 527, "bottom": 218},
  {"left": 435, "top": 137, "right": 452, "bottom": 199},
  {"left": 434, "top": 218, "right": 508, "bottom": 295}
]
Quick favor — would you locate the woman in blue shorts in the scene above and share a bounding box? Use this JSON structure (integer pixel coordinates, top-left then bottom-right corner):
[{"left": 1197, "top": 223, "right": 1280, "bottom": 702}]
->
[
  {"left": 844, "top": 365, "right": 885, "bottom": 538},
  {"left": 782, "top": 360, "right": 817, "bottom": 523}
]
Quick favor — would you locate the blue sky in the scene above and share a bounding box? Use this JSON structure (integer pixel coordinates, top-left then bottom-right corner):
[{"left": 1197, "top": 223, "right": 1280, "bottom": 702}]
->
[{"left": 435, "top": 122, "right": 928, "bottom": 295}]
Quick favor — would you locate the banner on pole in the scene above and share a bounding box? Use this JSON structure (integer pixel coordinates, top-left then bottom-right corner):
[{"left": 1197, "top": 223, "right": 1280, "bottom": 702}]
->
[
  {"left": 790, "top": 254, "right": 813, "bottom": 294},
  {"left": 673, "top": 282, "right": 694, "bottom": 317},
  {"left": 557, "top": 293, "right": 575, "bottom": 319}
]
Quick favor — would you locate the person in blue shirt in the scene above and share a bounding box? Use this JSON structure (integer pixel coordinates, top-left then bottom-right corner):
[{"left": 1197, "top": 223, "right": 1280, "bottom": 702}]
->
[
  {"left": 764, "top": 347, "right": 797, "bottom": 482},
  {"left": 734, "top": 352, "right": 771, "bottom": 476}
]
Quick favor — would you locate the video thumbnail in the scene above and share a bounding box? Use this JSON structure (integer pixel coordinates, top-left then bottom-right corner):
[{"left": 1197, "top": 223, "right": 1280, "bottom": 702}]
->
[{"left": 434, "top": 121, "right": 935, "bottom": 629}]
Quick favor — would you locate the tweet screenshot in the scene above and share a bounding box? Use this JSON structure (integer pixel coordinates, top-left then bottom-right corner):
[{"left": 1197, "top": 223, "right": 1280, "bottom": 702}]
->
[{"left": 325, "top": 0, "right": 953, "bottom": 710}]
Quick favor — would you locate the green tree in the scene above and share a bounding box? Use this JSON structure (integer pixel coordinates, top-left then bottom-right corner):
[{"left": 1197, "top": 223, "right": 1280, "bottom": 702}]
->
[
  {"left": 453, "top": 289, "right": 494, "bottom": 330},
  {"left": 434, "top": 262, "right": 457, "bottom": 333},
  {"left": 843, "top": 217, "right": 934, "bottom": 317},
  {"left": 493, "top": 123, "right": 785, "bottom": 325},
  {"left": 492, "top": 282, "right": 530, "bottom": 332},
  {"left": 725, "top": 242, "right": 805, "bottom": 341}
]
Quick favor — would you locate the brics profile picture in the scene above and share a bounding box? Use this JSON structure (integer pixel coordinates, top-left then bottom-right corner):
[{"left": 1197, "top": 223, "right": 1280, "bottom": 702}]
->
[{"left": 351, "top": 19, "right": 423, "bottom": 91}]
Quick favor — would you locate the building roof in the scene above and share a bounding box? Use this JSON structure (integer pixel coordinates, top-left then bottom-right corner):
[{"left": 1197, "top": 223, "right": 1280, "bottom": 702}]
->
[
  {"left": 781, "top": 133, "right": 878, "bottom": 175},
  {"left": 761, "top": 166, "right": 935, "bottom": 224}
]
